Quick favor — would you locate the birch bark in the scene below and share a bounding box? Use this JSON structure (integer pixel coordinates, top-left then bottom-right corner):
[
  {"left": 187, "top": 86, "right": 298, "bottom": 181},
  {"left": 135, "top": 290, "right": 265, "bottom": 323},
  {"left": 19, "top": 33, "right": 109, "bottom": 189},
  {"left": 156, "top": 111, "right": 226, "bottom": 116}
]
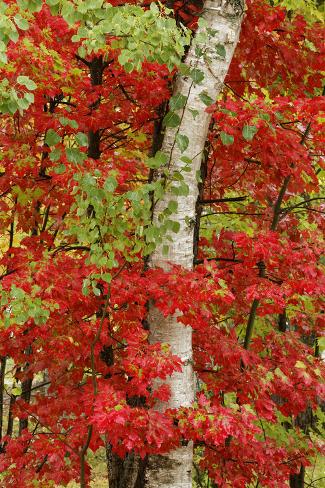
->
[{"left": 146, "top": 1, "right": 244, "bottom": 487}]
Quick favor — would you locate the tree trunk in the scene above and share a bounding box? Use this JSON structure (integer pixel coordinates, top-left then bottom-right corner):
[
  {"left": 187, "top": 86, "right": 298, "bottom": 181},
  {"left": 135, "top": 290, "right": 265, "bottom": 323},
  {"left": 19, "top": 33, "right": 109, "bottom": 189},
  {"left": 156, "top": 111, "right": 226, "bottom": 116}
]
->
[
  {"left": 106, "top": 445, "right": 146, "bottom": 488},
  {"left": 146, "top": 2, "right": 244, "bottom": 487},
  {"left": 289, "top": 465, "right": 305, "bottom": 488}
]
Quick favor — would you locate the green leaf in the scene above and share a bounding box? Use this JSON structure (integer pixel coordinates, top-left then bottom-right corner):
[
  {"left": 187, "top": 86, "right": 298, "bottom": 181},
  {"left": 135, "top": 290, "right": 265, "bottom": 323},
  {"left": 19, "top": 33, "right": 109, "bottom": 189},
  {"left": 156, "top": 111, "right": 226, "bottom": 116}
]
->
[
  {"left": 190, "top": 68, "right": 204, "bottom": 84},
  {"left": 0, "top": 51, "right": 7, "bottom": 64},
  {"left": 169, "top": 94, "right": 187, "bottom": 111},
  {"left": 215, "top": 43, "right": 226, "bottom": 59},
  {"left": 54, "top": 164, "right": 66, "bottom": 174},
  {"left": 17, "top": 0, "right": 42, "bottom": 12},
  {"left": 146, "top": 150, "right": 168, "bottom": 169},
  {"left": 75, "top": 132, "right": 88, "bottom": 146},
  {"left": 169, "top": 220, "right": 180, "bottom": 233},
  {"left": 167, "top": 200, "right": 178, "bottom": 213},
  {"left": 242, "top": 124, "right": 258, "bottom": 141},
  {"left": 124, "top": 62, "right": 134, "bottom": 73},
  {"left": 162, "top": 244, "right": 169, "bottom": 256},
  {"left": 14, "top": 15, "right": 29, "bottom": 31},
  {"left": 59, "top": 116, "right": 78, "bottom": 128},
  {"left": 86, "top": 0, "right": 102, "bottom": 9},
  {"left": 11, "top": 285, "right": 25, "bottom": 299},
  {"left": 24, "top": 92, "right": 34, "bottom": 104},
  {"left": 104, "top": 176, "right": 118, "bottom": 193},
  {"left": 259, "top": 113, "right": 270, "bottom": 121},
  {"left": 171, "top": 181, "right": 189, "bottom": 196},
  {"left": 45, "top": 129, "right": 61, "bottom": 146},
  {"left": 180, "top": 156, "right": 192, "bottom": 164},
  {"left": 17, "top": 75, "right": 37, "bottom": 90},
  {"left": 66, "top": 148, "right": 86, "bottom": 165},
  {"left": 82, "top": 279, "right": 90, "bottom": 296},
  {"left": 199, "top": 91, "right": 214, "bottom": 106},
  {"left": 175, "top": 134, "right": 189, "bottom": 153},
  {"left": 220, "top": 131, "right": 234, "bottom": 146},
  {"left": 163, "top": 111, "right": 181, "bottom": 128},
  {"left": 49, "top": 148, "right": 61, "bottom": 162},
  {"left": 189, "top": 108, "right": 199, "bottom": 120},
  {"left": 11, "top": 386, "right": 22, "bottom": 396},
  {"left": 179, "top": 64, "right": 191, "bottom": 76}
]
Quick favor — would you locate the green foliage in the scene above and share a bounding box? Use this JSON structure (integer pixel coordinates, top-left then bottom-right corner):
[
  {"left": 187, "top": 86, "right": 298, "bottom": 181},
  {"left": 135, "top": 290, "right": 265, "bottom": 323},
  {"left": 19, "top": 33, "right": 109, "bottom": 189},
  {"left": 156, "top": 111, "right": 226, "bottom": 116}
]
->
[
  {"left": 0, "top": 283, "right": 57, "bottom": 328},
  {"left": 163, "top": 111, "right": 181, "bottom": 128},
  {"left": 215, "top": 43, "right": 227, "bottom": 59},
  {"left": 69, "top": 2, "right": 191, "bottom": 71},
  {"left": 169, "top": 94, "right": 188, "bottom": 111},
  {"left": 0, "top": 78, "right": 35, "bottom": 114},
  {"left": 175, "top": 133, "right": 190, "bottom": 152},
  {"left": 0, "top": 1, "right": 191, "bottom": 115},
  {"left": 146, "top": 150, "right": 168, "bottom": 169},
  {"left": 66, "top": 147, "right": 87, "bottom": 165},
  {"left": 199, "top": 91, "right": 214, "bottom": 106},
  {"left": 242, "top": 124, "right": 258, "bottom": 141},
  {"left": 67, "top": 169, "right": 183, "bottom": 292},
  {"left": 190, "top": 68, "right": 205, "bottom": 84},
  {"left": 272, "top": 0, "right": 324, "bottom": 22},
  {"left": 45, "top": 129, "right": 61, "bottom": 146},
  {"left": 220, "top": 131, "right": 234, "bottom": 145}
]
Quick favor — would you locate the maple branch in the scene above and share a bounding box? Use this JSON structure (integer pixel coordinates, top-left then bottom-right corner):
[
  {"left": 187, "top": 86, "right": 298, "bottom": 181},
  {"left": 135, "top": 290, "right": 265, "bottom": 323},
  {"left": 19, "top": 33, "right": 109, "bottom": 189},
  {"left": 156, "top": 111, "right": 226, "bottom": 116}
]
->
[
  {"left": 271, "top": 175, "right": 290, "bottom": 231},
  {"left": 243, "top": 118, "right": 315, "bottom": 351},
  {"left": 57, "top": 100, "right": 77, "bottom": 108},
  {"left": 9, "top": 219, "right": 14, "bottom": 249},
  {"left": 292, "top": 207, "right": 325, "bottom": 215},
  {"left": 116, "top": 82, "right": 139, "bottom": 106},
  {"left": 100, "top": 124, "right": 132, "bottom": 142},
  {"left": 273, "top": 120, "right": 312, "bottom": 229},
  {"left": 25, "top": 409, "right": 78, "bottom": 454},
  {"left": 52, "top": 245, "right": 90, "bottom": 255},
  {"left": 282, "top": 197, "right": 325, "bottom": 214},
  {"left": 0, "top": 269, "right": 17, "bottom": 282},
  {"left": 199, "top": 196, "right": 248, "bottom": 204},
  {"left": 75, "top": 54, "right": 91, "bottom": 67},
  {"left": 224, "top": 82, "right": 250, "bottom": 103},
  {"left": 41, "top": 205, "right": 51, "bottom": 233},
  {"left": 304, "top": 477, "right": 325, "bottom": 487},
  {"left": 225, "top": 162, "right": 251, "bottom": 188},
  {"left": 243, "top": 298, "right": 259, "bottom": 350},
  {"left": 194, "top": 257, "right": 242, "bottom": 265},
  {"left": 48, "top": 212, "right": 67, "bottom": 251},
  {"left": 29, "top": 381, "right": 51, "bottom": 392},
  {"left": 35, "top": 454, "right": 48, "bottom": 473},
  {"left": 80, "top": 425, "right": 93, "bottom": 488},
  {"left": 201, "top": 211, "right": 263, "bottom": 217},
  {"left": 244, "top": 157, "right": 262, "bottom": 165}
]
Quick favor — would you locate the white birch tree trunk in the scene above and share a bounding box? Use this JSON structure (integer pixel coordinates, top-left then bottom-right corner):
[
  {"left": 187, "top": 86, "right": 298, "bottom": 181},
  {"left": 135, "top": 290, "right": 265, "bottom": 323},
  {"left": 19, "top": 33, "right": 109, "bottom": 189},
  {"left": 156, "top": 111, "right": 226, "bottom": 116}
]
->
[{"left": 146, "top": 1, "right": 244, "bottom": 487}]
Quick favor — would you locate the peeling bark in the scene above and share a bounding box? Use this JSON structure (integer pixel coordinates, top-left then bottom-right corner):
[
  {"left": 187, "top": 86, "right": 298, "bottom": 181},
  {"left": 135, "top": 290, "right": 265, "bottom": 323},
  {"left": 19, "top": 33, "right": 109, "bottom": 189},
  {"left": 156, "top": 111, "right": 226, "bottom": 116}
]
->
[{"left": 146, "top": 1, "right": 244, "bottom": 486}]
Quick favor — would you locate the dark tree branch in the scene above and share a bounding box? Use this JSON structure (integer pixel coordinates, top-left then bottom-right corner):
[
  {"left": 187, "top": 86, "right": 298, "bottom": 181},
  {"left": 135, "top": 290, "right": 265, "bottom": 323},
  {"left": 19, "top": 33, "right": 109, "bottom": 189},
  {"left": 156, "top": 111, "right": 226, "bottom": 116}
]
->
[{"left": 199, "top": 196, "right": 248, "bottom": 204}]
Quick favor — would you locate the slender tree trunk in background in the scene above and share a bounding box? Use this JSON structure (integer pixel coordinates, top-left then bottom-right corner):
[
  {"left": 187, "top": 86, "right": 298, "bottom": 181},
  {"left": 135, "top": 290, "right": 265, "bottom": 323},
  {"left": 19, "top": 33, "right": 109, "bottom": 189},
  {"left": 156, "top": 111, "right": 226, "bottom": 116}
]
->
[
  {"left": 106, "top": 448, "right": 146, "bottom": 488},
  {"left": 289, "top": 465, "right": 305, "bottom": 488},
  {"left": 0, "top": 357, "right": 6, "bottom": 441},
  {"left": 19, "top": 345, "right": 33, "bottom": 435},
  {"left": 146, "top": 2, "right": 244, "bottom": 486}
]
